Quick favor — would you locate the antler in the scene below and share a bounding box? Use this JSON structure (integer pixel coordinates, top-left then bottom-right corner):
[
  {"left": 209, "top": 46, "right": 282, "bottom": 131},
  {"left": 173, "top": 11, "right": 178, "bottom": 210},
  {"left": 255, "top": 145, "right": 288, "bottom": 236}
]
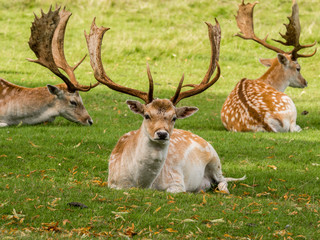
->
[
  {"left": 235, "top": 0, "right": 316, "bottom": 60},
  {"left": 272, "top": 0, "right": 317, "bottom": 60},
  {"left": 27, "top": 6, "right": 99, "bottom": 92},
  {"left": 85, "top": 18, "right": 220, "bottom": 106},
  {"left": 85, "top": 18, "right": 154, "bottom": 104},
  {"left": 170, "top": 19, "right": 221, "bottom": 105},
  {"left": 235, "top": 1, "right": 285, "bottom": 54}
]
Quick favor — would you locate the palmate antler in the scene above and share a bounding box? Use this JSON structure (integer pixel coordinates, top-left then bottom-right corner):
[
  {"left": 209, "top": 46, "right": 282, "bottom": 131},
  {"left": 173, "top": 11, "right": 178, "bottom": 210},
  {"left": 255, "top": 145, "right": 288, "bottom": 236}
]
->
[
  {"left": 27, "top": 6, "right": 99, "bottom": 92},
  {"left": 85, "top": 18, "right": 221, "bottom": 106},
  {"left": 235, "top": 0, "right": 316, "bottom": 60}
]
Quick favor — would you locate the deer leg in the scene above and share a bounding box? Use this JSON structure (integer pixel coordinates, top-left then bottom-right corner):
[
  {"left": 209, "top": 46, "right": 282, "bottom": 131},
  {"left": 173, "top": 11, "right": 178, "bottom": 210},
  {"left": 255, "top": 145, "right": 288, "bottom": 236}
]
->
[
  {"left": 204, "top": 155, "right": 231, "bottom": 193},
  {"left": 266, "top": 118, "right": 286, "bottom": 132},
  {"left": 165, "top": 170, "right": 186, "bottom": 193},
  {"left": 289, "top": 123, "right": 302, "bottom": 132},
  {"left": 205, "top": 154, "right": 245, "bottom": 194},
  {"left": 166, "top": 184, "right": 186, "bottom": 193},
  {"left": 198, "top": 177, "right": 212, "bottom": 192},
  {"left": 289, "top": 116, "right": 301, "bottom": 132}
]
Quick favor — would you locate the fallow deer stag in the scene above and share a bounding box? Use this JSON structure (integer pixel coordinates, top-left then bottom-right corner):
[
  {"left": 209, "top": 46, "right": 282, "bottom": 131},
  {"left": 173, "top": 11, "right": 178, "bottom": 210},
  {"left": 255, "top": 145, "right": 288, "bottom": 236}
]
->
[
  {"left": 85, "top": 18, "right": 245, "bottom": 193},
  {"left": 221, "top": 0, "right": 316, "bottom": 132},
  {"left": 0, "top": 7, "right": 98, "bottom": 127}
]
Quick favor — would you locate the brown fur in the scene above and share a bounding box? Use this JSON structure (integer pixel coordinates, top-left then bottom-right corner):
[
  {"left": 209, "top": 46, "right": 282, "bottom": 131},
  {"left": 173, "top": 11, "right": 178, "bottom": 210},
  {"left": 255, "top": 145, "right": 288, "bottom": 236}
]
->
[
  {"left": 0, "top": 78, "right": 92, "bottom": 126},
  {"left": 221, "top": 54, "right": 305, "bottom": 132}
]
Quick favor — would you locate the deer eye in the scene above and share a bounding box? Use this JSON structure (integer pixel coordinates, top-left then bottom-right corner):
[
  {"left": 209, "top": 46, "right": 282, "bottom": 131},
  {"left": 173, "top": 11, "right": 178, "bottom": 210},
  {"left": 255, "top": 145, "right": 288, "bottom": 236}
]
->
[
  {"left": 172, "top": 117, "right": 177, "bottom": 122},
  {"left": 144, "top": 114, "right": 150, "bottom": 120},
  {"left": 296, "top": 67, "right": 301, "bottom": 72},
  {"left": 70, "top": 100, "right": 77, "bottom": 106}
]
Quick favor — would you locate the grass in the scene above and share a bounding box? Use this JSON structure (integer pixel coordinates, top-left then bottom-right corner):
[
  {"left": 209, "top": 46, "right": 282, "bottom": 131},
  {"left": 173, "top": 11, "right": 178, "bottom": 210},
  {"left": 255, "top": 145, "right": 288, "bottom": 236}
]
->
[{"left": 0, "top": 0, "right": 319, "bottom": 239}]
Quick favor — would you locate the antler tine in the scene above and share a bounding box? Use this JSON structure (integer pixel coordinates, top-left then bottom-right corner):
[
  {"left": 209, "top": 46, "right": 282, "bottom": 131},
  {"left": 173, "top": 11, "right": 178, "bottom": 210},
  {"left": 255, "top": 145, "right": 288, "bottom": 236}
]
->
[
  {"left": 85, "top": 18, "right": 153, "bottom": 104},
  {"left": 27, "top": 6, "right": 98, "bottom": 93},
  {"left": 146, "top": 63, "right": 154, "bottom": 103},
  {"left": 235, "top": 1, "right": 285, "bottom": 54},
  {"left": 170, "top": 74, "right": 185, "bottom": 105},
  {"left": 295, "top": 47, "right": 317, "bottom": 58},
  {"left": 170, "top": 19, "right": 221, "bottom": 106},
  {"left": 171, "top": 62, "right": 221, "bottom": 105},
  {"left": 272, "top": 0, "right": 317, "bottom": 60}
]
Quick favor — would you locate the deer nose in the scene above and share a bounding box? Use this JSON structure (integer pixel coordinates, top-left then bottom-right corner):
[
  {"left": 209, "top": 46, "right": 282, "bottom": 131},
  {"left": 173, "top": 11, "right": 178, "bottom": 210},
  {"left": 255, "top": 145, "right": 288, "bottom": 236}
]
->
[
  {"left": 156, "top": 131, "right": 169, "bottom": 140},
  {"left": 304, "top": 80, "right": 308, "bottom": 87},
  {"left": 87, "top": 119, "right": 93, "bottom": 126}
]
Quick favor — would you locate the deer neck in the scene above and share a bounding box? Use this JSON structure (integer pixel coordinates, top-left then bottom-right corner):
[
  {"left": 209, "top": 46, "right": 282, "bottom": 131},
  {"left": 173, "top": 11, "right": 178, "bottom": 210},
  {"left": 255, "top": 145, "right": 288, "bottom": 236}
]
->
[
  {"left": 3, "top": 86, "right": 59, "bottom": 125},
  {"left": 258, "top": 62, "right": 289, "bottom": 92},
  {"left": 132, "top": 126, "right": 170, "bottom": 188}
]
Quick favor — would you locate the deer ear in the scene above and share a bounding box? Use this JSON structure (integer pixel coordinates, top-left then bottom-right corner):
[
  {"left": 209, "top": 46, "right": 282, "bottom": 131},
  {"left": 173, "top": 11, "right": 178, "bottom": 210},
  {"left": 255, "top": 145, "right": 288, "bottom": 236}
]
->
[
  {"left": 259, "top": 58, "right": 273, "bottom": 67},
  {"left": 47, "top": 85, "right": 64, "bottom": 98},
  {"left": 277, "top": 53, "right": 289, "bottom": 67},
  {"left": 176, "top": 107, "right": 198, "bottom": 119},
  {"left": 126, "top": 100, "right": 145, "bottom": 116}
]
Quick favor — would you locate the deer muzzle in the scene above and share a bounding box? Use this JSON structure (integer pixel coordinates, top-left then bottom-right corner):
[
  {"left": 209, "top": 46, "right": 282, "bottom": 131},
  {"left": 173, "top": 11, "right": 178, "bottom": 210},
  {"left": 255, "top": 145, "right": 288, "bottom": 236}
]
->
[{"left": 154, "top": 130, "right": 169, "bottom": 141}]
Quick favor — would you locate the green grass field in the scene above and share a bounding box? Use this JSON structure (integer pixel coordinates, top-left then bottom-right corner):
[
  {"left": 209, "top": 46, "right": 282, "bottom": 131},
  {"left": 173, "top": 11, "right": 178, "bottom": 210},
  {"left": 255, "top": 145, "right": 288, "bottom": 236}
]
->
[{"left": 0, "top": 0, "right": 319, "bottom": 239}]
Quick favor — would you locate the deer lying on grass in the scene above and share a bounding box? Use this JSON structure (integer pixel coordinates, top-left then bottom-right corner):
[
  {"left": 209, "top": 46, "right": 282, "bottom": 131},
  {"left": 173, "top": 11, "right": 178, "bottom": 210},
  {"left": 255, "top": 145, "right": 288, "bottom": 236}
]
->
[
  {"left": 85, "top": 18, "right": 245, "bottom": 193},
  {"left": 221, "top": 0, "right": 316, "bottom": 132},
  {"left": 0, "top": 7, "right": 98, "bottom": 127}
]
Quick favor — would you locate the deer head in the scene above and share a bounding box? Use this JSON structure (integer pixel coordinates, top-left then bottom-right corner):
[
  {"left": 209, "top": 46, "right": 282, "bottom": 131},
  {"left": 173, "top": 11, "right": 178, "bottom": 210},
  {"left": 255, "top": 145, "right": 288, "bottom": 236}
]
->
[
  {"left": 84, "top": 18, "right": 221, "bottom": 138},
  {"left": 126, "top": 99, "right": 198, "bottom": 143},
  {"left": 235, "top": 0, "right": 316, "bottom": 89}
]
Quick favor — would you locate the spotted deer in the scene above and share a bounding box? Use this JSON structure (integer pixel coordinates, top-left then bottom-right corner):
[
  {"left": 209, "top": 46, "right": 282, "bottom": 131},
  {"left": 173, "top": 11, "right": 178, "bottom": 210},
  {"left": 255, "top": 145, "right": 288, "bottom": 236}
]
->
[
  {"left": 85, "top": 18, "right": 245, "bottom": 193},
  {"left": 0, "top": 7, "right": 98, "bottom": 127},
  {"left": 221, "top": 0, "right": 316, "bottom": 132}
]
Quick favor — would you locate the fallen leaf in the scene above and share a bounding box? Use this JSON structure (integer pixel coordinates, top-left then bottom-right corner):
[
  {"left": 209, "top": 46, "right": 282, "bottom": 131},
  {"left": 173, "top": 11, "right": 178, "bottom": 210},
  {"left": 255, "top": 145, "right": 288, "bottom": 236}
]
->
[
  {"left": 166, "top": 228, "right": 178, "bottom": 233},
  {"left": 167, "top": 195, "right": 174, "bottom": 200},
  {"left": 209, "top": 218, "right": 225, "bottom": 223},
  {"left": 153, "top": 206, "right": 161, "bottom": 214},
  {"left": 91, "top": 193, "right": 98, "bottom": 201},
  {"left": 47, "top": 206, "right": 56, "bottom": 211},
  {"left": 42, "top": 222, "right": 61, "bottom": 232},
  {"left": 63, "top": 219, "right": 71, "bottom": 225},
  {"left": 8, "top": 209, "right": 25, "bottom": 220},
  {"left": 256, "top": 192, "right": 270, "bottom": 197},
  {"left": 240, "top": 183, "right": 254, "bottom": 188},
  {"left": 224, "top": 234, "right": 233, "bottom": 238},
  {"left": 29, "top": 141, "right": 40, "bottom": 148},
  {"left": 267, "top": 165, "right": 277, "bottom": 170},
  {"left": 268, "top": 187, "right": 277, "bottom": 192},
  {"left": 288, "top": 211, "right": 298, "bottom": 215},
  {"left": 278, "top": 179, "right": 286, "bottom": 182},
  {"left": 181, "top": 218, "right": 197, "bottom": 223},
  {"left": 296, "top": 235, "right": 307, "bottom": 239},
  {"left": 124, "top": 223, "right": 137, "bottom": 237},
  {"left": 202, "top": 195, "right": 207, "bottom": 205}
]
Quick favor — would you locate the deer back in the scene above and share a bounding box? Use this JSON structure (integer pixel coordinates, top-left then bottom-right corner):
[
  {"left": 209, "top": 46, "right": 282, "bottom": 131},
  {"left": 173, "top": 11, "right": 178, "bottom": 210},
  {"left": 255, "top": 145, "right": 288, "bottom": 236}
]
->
[{"left": 221, "top": 78, "right": 296, "bottom": 132}]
